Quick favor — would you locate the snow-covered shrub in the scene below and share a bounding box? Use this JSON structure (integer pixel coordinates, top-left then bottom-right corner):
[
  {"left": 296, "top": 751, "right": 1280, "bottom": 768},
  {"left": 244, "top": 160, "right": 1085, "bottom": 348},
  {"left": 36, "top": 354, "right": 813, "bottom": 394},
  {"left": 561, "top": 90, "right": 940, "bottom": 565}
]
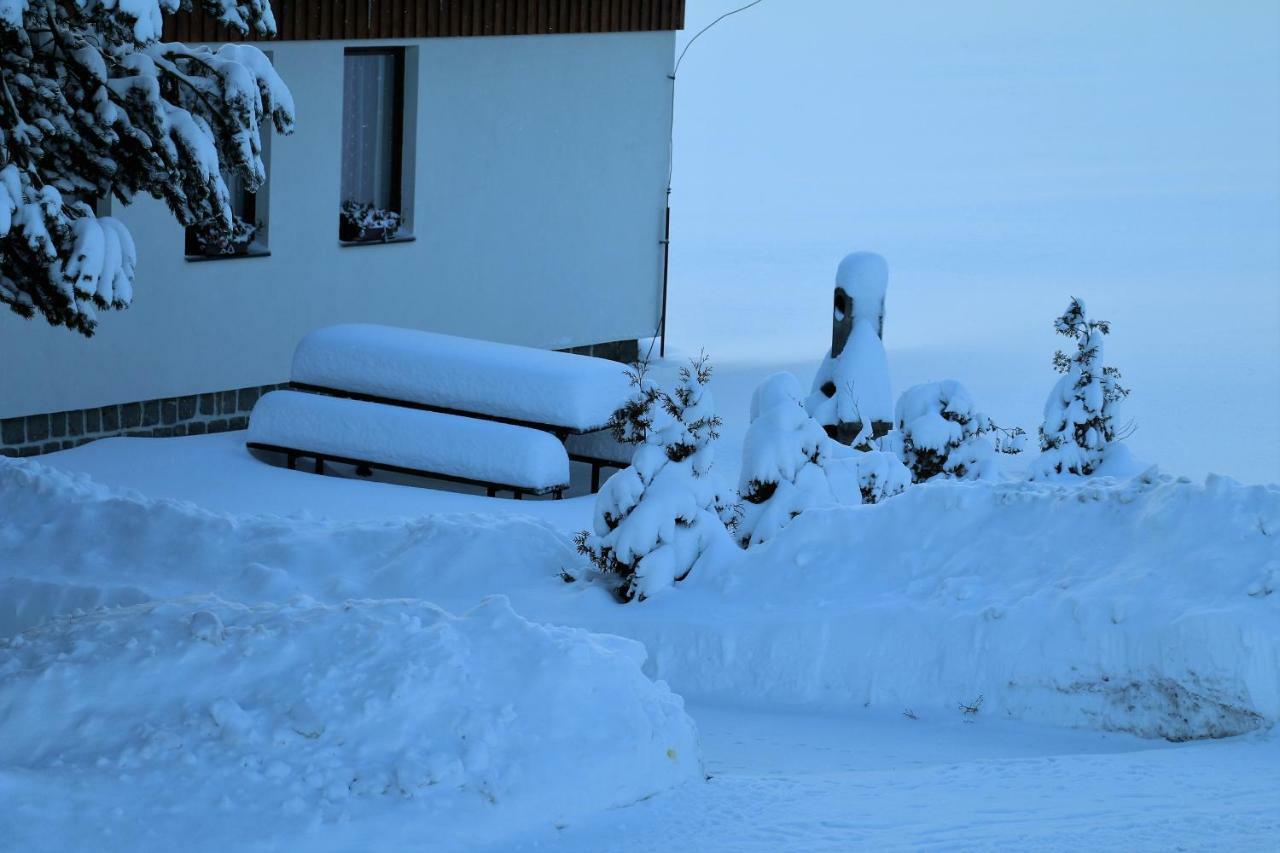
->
[
  {"left": 826, "top": 444, "right": 912, "bottom": 505},
  {"left": 889, "top": 380, "right": 1025, "bottom": 483},
  {"left": 807, "top": 253, "right": 894, "bottom": 447},
  {"left": 1031, "top": 298, "right": 1131, "bottom": 478},
  {"left": 737, "top": 373, "right": 836, "bottom": 547},
  {"left": 0, "top": 0, "right": 295, "bottom": 335},
  {"left": 737, "top": 372, "right": 913, "bottom": 548},
  {"left": 576, "top": 354, "right": 729, "bottom": 601}
]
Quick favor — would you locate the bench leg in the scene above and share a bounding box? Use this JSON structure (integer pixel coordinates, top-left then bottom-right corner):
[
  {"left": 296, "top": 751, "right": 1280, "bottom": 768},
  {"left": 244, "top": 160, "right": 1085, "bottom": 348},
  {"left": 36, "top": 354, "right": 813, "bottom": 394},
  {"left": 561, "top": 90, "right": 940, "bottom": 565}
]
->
[
  {"left": 514, "top": 490, "right": 523, "bottom": 500},
  {"left": 591, "top": 463, "right": 601, "bottom": 493},
  {"left": 486, "top": 486, "right": 496, "bottom": 498},
  {"left": 554, "top": 488, "right": 564, "bottom": 501},
  {"left": 286, "top": 452, "right": 297, "bottom": 471},
  {"left": 314, "top": 456, "right": 324, "bottom": 475},
  {"left": 356, "top": 463, "right": 372, "bottom": 477}
]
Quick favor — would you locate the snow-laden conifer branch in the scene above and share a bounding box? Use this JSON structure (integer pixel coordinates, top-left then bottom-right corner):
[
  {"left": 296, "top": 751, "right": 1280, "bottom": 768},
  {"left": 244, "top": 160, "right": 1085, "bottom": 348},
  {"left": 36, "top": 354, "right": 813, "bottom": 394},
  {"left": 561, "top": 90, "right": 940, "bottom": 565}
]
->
[{"left": 0, "top": 0, "right": 293, "bottom": 334}]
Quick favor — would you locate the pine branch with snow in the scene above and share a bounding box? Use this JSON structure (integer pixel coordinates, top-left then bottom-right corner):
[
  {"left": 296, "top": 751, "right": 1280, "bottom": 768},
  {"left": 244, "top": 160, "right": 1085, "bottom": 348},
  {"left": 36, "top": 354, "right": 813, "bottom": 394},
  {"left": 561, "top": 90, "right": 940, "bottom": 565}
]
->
[
  {"left": 0, "top": 0, "right": 295, "bottom": 335},
  {"left": 575, "top": 354, "right": 729, "bottom": 602},
  {"left": 1030, "top": 298, "right": 1131, "bottom": 478},
  {"left": 888, "top": 380, "right": 1024, "bottom": 483},
  {"left": 606, "top": 359, "right": 662, "bottom": 447}
]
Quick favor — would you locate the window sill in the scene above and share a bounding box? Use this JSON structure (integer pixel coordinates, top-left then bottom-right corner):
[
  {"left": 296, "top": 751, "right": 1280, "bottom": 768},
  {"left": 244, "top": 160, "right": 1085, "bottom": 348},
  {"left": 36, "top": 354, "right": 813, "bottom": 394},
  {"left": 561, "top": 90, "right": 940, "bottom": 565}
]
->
[
  {"left": 338, "top": 234, "right": 416, "bottom": 248},
  {"left": 185, "top": 248, "right": 271, "bottom": 263}
]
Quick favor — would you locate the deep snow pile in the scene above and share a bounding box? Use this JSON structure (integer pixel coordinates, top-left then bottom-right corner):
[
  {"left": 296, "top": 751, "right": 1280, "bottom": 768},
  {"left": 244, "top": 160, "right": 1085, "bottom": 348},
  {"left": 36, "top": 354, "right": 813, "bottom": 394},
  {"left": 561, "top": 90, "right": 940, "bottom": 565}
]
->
[
  {"left": 0, "top": 458, "right": 577, "bottom": 639},
  {"left": 0, "top": 595, "right": 700, "bottom": 829},
  {"left": 2, "top": 455, "right": 1278, "bottom": 741},
  {"left": 671, "top": 470, "right": 1280, "bottom": 740}
]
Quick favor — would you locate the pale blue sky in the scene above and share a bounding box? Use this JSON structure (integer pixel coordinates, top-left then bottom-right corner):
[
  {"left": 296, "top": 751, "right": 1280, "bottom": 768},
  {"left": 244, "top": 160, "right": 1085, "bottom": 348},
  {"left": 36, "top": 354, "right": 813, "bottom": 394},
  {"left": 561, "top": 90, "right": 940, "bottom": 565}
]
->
[{"left": 670, "top": 0, "right": 1280, "bottom": 481}]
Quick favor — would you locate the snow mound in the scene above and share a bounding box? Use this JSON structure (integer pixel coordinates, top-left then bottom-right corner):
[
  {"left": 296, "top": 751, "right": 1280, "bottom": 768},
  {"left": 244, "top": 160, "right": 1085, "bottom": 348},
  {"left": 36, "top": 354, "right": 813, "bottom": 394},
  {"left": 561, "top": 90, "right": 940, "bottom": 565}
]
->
[
  {"left": 671, "top": 470, "right": 1280, "bottom": 740},
  {"left": 0, "top": 458, "right": 576, "bottom": 639},
  {"left": 0, "top": 595, "right": 701, "bottom": 828}
]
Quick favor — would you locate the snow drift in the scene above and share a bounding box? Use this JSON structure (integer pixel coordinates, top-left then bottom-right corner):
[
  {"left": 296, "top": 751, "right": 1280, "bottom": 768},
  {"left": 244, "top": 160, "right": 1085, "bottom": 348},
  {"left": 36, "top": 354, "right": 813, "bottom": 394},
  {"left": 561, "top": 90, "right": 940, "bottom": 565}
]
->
[
  {"left": 0, "top": 595, "right": 700, "bottom": 833},
  {"left": 663, "top": 469, "right": 1280, "bottom": 740},
  {"left": 2, "top": 456, "right": 1277, "bottom": 740},
  {"left": 0, "top": 458, "right": 577, "bottom": 639}
]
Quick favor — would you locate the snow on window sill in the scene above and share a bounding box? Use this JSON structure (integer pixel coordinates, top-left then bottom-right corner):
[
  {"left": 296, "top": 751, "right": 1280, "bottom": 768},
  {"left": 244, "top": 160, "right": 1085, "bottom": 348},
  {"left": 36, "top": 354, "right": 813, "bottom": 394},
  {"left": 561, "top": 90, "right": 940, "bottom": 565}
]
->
[{"left": 338, "top": 234, "right": 416, "bottom": 249}]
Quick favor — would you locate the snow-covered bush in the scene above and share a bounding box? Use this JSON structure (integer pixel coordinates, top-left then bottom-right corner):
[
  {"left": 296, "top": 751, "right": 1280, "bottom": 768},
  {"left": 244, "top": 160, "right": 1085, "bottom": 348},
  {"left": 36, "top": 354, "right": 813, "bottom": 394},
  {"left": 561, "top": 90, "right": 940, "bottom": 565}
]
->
[
  {"left": 888, "top": 380, "right": 1024, "bottom": 483},
  {"left": 1031, "top": 298, "right": 1131, "bottom": 478},
  {"left": 825, "top": 444, "right": 912, "bottom": 505},
  {"left": 737, "top": 372, "right": 912, "bottom": 548},
  {"left": 0, "top": 0, "right": 295, "bottom": 335},
  {"left": 576, "top": 354, "right": 729, "bottom": 601},
  {"left": 807, "top": 253, "right": 894, "bottom": 447},
  {"left": 737, "top": 373, "right": 835, "bottom": 547}
]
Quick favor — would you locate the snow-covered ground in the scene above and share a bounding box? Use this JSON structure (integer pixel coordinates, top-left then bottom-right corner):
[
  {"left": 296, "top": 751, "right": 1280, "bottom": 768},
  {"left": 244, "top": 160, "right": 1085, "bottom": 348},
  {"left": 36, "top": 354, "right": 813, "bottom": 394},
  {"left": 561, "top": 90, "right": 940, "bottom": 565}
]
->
[
  {"left": 3, "top": 429, "right": 1277, "bottom": 848},
  {"left": 4, "top": 2, "right": 1278, "bottom": 848}
]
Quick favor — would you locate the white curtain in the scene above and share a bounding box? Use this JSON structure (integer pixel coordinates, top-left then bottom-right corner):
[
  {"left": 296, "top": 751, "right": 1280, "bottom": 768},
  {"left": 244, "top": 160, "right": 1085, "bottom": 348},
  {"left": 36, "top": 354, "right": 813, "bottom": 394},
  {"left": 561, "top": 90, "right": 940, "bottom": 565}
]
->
[{"left": 341, "top": 53, "right": 397, "bottom": 210}]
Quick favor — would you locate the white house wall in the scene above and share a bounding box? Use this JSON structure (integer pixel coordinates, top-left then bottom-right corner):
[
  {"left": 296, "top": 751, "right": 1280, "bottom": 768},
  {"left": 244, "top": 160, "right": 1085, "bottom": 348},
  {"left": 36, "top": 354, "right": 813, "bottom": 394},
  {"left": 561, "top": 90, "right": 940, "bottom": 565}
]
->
[{"left": 0, "top": 30, "right": 674, "bottom": 419}]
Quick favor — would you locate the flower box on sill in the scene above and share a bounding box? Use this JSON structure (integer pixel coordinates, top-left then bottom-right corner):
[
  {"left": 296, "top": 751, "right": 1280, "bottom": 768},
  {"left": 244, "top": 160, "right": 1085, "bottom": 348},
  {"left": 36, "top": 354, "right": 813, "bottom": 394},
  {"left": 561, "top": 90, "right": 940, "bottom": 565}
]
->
[{"left": 339, "top": 200, "right": 402, "bottom": 244}]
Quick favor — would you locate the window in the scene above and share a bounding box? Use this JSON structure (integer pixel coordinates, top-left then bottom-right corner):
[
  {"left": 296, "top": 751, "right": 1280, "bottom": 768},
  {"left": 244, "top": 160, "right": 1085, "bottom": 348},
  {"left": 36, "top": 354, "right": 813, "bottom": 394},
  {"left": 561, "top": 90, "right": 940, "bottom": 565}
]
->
[
  {"left": 339, "top": 48, "right": 408, "bottom": 244},
  {"left": 184, "top": 168, "right": 269, "bottom": 260}
]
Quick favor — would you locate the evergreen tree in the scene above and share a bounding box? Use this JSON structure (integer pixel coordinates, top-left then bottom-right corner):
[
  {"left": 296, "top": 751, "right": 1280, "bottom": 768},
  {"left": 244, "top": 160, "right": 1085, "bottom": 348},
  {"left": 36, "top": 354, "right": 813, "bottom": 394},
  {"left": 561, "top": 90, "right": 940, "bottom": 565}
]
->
[
  {"left": 575, "top": 354, "right": 729, "bottom": 602},
  {"left": 1031, "top": 298, "right": 1130, "bottom": 478},
  {"left": 0, "top": 0, "right": 294, "bottom": 335},
  {"left": 889, "top": 380, "right": 1024, "bottom": 483}
]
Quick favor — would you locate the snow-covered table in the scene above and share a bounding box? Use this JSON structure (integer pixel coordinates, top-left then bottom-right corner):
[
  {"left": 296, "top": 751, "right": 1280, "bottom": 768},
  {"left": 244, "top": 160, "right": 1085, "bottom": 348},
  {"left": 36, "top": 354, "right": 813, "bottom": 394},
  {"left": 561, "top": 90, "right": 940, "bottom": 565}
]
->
[
  {"left": 291, "top": 324, "right": 634, "bottom": 433},
  {"left": 287, "top": 324, "right": 638, "bottom": 490}
]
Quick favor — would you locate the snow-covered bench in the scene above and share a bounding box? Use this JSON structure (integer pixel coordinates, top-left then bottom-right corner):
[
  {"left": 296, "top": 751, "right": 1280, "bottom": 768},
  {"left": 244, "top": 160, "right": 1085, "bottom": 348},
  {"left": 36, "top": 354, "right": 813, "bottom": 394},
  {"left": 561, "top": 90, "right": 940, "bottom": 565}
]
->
[
  {"left": 246, "top": 391, "right": 570, "bottom": 499},
  {"left": 289, "top": 324, "right": 637, "bottom": 488}
]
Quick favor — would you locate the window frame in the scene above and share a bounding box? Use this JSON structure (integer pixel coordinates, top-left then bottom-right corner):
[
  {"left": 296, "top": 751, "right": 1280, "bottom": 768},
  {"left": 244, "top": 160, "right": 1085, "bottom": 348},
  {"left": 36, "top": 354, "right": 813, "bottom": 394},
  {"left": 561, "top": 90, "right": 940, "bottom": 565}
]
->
[{"left": 339, "top": 46, "right": 410, "bottom": 246}]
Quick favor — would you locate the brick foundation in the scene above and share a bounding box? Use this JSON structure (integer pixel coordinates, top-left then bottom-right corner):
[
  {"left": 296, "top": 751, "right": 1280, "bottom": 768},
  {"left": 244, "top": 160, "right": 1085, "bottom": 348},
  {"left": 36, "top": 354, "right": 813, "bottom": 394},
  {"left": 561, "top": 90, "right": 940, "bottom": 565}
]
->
[{"left": 0, "top": 382, "right": 288, "bottom": 458}]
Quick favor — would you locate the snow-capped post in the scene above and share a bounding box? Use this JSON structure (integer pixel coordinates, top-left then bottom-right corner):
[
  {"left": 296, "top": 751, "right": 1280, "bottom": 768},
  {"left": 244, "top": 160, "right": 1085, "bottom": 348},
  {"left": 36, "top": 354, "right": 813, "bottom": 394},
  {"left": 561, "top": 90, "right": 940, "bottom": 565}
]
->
[
  {"left": 574, "top": 353, "right": 730, "bottom": 602},
  {"left": 1030, "top": 298, "right": 1131, "bottom": 478},
  {"left": 807, "top": 252, "right": 893, "bottom": 447},
  {"left": 0, "top": 0, "right": 295, "bottom": 336},
  {"left": 889, "top": 381, "right": 1025, "bottom": 483}
]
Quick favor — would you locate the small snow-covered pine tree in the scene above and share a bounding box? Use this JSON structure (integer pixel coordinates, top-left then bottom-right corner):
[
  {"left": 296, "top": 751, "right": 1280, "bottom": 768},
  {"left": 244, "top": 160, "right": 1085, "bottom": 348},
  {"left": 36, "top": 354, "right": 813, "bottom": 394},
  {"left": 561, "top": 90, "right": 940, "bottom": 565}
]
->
[
  {"left": 1031, "top": 298, "right": 1130, "bottom": 478},
  {"left": 737, "top": 372, "right": 834, "bottom": 548},
  {"left": 0, "top": 0, "right": 295, "bottom": 335},
  {"left": 888, "top": 380, "right": 1024, "bottom": 483},
  {"left": 575, "top": 354, "right": 729, "bottom": 602}
]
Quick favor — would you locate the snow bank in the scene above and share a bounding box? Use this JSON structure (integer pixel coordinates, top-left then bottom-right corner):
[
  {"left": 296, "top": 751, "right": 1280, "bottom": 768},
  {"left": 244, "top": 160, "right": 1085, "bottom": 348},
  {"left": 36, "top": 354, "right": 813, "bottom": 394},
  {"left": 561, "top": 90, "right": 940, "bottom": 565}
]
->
[
  {"left": 0, "top": 595, "right": 700, "bottom": 830},
  {"left": 291, "top": 324, "right": 634, "bottom": 432},
  {"left": 4, "top": 456, "right": 1277, "bottom": 741},
  {"left": 659, "top": 470, "right": 1280, "bottom": 739},
  {"left": 0, "top": 458, "right": 577, "bottom": 639},
  {"left": 247, "top": 390, "right": 570, "bottom": 491}
]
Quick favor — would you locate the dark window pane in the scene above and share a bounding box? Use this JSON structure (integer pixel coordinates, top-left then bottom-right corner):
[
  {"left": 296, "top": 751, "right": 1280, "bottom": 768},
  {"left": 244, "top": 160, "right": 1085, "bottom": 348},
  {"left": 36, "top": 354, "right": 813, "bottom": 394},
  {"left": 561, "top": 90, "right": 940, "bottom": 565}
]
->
[{"left": 342, "top": 52, "right": 398, "bottom": 211}]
